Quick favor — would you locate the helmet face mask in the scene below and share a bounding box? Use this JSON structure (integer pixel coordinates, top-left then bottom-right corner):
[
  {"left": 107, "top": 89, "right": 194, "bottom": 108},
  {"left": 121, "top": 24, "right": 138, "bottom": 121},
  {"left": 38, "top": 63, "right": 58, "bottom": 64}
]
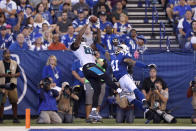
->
[{"left": 115, "top": 44, "right": 129, "bottom": 54}]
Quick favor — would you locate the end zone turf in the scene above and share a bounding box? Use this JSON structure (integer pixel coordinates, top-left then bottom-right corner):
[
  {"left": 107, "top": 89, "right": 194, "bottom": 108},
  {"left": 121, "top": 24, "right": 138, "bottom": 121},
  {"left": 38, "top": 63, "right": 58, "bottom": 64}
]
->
[{"left": 1, "top": 126, "right": 196, "bottom": 131}]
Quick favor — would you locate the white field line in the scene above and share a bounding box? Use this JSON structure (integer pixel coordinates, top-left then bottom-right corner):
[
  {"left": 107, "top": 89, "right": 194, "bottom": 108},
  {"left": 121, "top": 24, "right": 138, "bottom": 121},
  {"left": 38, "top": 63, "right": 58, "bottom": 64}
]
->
[{"left": 1, "top": 126, "right": 196, "bottom": 131}]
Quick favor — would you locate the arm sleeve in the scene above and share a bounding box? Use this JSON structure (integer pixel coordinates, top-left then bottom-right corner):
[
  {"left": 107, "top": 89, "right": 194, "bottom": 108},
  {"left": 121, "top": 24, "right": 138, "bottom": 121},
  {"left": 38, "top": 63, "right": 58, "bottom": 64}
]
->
[{"left": 96, "top": 43, "right": 106, "bottom": 54}]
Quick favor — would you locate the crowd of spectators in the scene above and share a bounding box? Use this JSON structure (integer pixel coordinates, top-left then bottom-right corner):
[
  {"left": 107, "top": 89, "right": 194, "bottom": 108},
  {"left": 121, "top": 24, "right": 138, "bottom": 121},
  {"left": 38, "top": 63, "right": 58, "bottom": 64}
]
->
[
  {"left": 1, "top": 0, "right": 194, "bottom": 124},
  {"left": 165, "top": 0, "right": 196, "bottom": 49},
  {"left": 0, "top": 0, "right": 147, "bottom": 57}
]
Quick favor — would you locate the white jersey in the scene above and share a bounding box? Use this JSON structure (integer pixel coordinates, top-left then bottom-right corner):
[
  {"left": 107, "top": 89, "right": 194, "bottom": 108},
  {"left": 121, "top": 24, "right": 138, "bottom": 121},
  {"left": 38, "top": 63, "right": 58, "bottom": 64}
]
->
[{"left": 72, "top": 42, "right": 96, "bottom": 66}]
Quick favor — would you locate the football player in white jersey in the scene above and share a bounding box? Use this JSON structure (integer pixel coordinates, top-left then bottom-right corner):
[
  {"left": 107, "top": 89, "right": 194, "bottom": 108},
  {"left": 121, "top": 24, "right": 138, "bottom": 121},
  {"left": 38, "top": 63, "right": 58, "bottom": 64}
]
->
[{"left": 70, "top": 19, "right": 121, "bottom": 122}]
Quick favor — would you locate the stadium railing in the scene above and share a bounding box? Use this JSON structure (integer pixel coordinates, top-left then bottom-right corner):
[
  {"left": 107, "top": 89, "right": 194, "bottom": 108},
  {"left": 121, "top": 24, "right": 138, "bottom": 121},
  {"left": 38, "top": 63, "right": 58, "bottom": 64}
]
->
[
  {"left": 144, "top": 0, "right": 150, "bottom": 23},
  {"left": 159, "top": 22, "right": 166, "bottom": 49},
  {"left": 152, "top": 1, "right": 159, "bottom": 38}
]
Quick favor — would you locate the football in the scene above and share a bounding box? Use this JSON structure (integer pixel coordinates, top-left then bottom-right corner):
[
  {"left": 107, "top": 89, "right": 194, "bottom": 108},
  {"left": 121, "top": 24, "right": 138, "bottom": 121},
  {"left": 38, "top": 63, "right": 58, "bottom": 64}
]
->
[{"left": 89, "top": 16, "right": 98, "bottom": 23}]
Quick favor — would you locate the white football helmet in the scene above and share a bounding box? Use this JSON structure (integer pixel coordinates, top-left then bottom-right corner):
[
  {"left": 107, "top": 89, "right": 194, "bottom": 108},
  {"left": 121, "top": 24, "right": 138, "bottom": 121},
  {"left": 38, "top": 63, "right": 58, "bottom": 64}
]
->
[{"left": 115, "top": 44, "right": 130, "bottom": 54}]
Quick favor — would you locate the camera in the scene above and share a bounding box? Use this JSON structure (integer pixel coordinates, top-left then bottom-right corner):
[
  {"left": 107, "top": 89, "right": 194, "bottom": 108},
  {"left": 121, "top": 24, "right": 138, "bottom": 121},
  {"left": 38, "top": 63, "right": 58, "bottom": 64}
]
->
[
  {"left": 192, "top": 81, "right": 196, "bottom": 92},
  {"left": 39, "top": 78, "right": 52, "bottom": 91},
  {"left": 151, "top": 84, "right": 158, "bottom": 91},
  {"left": 72, "top": 85, "right": 81, "bottom": 94},
  {"left": 192, "top": 81, "right": 196, "bottom": 86},
  {"left": 62, "top": 82, "right": 72, "bottom": 96}
]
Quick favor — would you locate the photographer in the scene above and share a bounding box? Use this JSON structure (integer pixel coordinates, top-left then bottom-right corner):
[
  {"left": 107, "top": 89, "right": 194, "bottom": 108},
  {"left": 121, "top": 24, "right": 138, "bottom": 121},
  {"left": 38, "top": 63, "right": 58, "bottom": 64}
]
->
[
  {"left": 37, "top": 77, "right": 62, "bottom": 124},
  {"left": 187, "top": 77, "right": 196, "bottom": 123},
  {"left": 57, "top": 82, "right": 79, "bottom": 123},
  {"left": 146, "top": 80, "right": 169, "bottom": 123},
  {"left": 115, "top": 91, "right": 135, "bottom": 123},
  {"left": 0, "top": 49, "right": 20, "bottom": 123},
  {"left": 141, "top": 64, "right": 168, "bottom": 98}
]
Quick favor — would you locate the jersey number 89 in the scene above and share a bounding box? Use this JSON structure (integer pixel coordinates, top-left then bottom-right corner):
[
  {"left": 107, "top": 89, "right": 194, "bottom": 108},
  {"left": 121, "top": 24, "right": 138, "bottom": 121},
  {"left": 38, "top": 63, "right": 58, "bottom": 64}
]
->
[{"left": 84, "top": 46, "right": 94, "bottom": 55}]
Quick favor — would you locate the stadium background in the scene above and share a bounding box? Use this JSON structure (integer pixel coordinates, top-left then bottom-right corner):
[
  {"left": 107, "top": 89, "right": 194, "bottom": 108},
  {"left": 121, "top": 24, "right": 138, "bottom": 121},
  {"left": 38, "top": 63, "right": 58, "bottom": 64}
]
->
[{"left": 0, "top": 50, "right": 195, "bottom": 118}]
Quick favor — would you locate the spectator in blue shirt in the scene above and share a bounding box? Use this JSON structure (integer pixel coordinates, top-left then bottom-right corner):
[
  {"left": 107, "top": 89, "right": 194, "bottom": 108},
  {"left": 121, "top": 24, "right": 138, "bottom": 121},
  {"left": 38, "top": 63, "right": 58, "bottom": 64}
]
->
[
  {"left": 37, "top": 77, "right": 62, "bottom": 124},
  {"left": 17, "top": 0, "right": 29, "bottom": 13},
  {"left": 98, "top": 11, "right": 113, "bottom": 33},
  {"left": 42, "top": 55, "right": 62, "bottom": 87},
  {"left": 61, "top": 25, "right": 76, "bottom": 49},
  {"left": 0, "top": 26, "right": 13, "bottom": 49},
  {"left": 86, "top": 0, "right": 98, "bottom": 9},
  {"left": 173, "top": 0, "right": 192, "bottom": 19},
  {"left": 113, "top": 13, "right": 132, "bottom": 37},
  {"left": 101, "top": 24, "right": 119, "bottom": 53},
  {"left": 21, "top": 26, "right": 32, "bottom": 47},
  {"left": 166, "top": 0, "right": 179, "bottom": 23},
  {"left": 36, "top": 3, "right": 53, "bottom": 24},
  {"left": 24, "top": 5, "right": 34, "bottom": 20},
  {"left": 72, "top": 9, "right": 87, "bottom": 32},
  {"left": 177, "top": 9, "right": 193, "bottom": 49},
  {"left": 186, "top": 20, "right": 196, "bottom": 41},
  {"left": 72, "top": 59, "right": 85, "bottom": 87},
  {"left": 9, "top": 33, "right": 29, "bottom": 50},
  {"left": 185, "top": 20, "right": 196, "bottom": 49},
  {"left": 124, "top": 29, "right": 138, "bottom": 52}
]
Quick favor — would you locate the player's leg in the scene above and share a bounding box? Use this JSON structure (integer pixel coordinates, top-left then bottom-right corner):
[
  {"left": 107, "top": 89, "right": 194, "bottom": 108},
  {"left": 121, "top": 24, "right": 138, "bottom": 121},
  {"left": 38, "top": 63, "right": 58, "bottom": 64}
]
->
[
  {"left": 98, "top": 83, "right": 106, "bottom": 107},
  {"left": 88, "top": 78, "right": 101, "bottom": 111},
  {"left": 84, "top": 82, "right": 94, "bottom": 121},
  {"left": 116, "top": 106, "right": 125, "bottom": 123},
  {"left": 119, "top": 74, "right": 148, "bottom": 108},
  {"left": 100, "top": 72, "right": 119, "bottom": 91},
  {"left": 83, "top": 65, "right": 102, "bottom": 120},
  {"left": 37, "top": 111, "right": 51, "bottom": 124},
  {"left": 125, "top": 107, "right": 134, "bottom": 123}
]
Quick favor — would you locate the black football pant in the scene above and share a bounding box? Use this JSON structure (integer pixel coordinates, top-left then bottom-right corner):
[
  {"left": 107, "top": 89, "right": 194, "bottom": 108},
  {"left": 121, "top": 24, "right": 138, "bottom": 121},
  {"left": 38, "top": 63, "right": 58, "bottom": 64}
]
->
[{"left": 83, "top": 63, "right": 118, "bottom": 108}]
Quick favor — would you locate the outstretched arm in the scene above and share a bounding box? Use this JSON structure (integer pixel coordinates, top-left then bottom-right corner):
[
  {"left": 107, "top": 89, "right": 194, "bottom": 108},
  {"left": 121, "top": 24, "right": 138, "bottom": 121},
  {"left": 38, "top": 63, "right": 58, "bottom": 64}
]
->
[
  {"left": 105, "top": 51, "right": 111, "bottom": 61},
  {"left": 124, "top": 58, "right": 148, "bottom": 68},
  {"left": 71, "top": 24, "right": 89, "bottom": 50},
  {"left": 124, "top": 58, "right": 136, "bottom": 66}
]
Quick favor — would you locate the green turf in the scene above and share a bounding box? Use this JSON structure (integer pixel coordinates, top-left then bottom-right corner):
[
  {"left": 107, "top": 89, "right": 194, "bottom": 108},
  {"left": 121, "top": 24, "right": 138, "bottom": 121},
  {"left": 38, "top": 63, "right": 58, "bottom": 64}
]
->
[{"left": 0, "top": 118, "right": 196, "bottom": 126}]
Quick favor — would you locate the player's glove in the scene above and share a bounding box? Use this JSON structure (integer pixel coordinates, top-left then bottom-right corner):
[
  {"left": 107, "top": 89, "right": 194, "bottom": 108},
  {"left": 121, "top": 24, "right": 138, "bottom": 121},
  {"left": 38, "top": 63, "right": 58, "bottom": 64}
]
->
[
  {"left": 93, "top": 18, "right": 100, "bottom": 29},
  {"left": 86, "top": 16, "right": 93, "bottom": 27}
]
